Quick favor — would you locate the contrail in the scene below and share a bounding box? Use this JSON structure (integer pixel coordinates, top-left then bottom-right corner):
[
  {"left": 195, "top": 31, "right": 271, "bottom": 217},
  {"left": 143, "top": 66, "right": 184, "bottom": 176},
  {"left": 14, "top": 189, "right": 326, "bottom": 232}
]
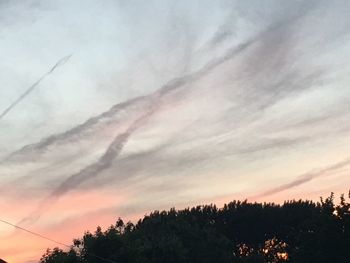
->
[
  {"left": 250, "top": 158, "right": 350, "bottom": 200},
  {"left": 3, "top": 7, "right": 313, "bottom": 162},
  {"left": 19, "top": 28, "right": 276, "bottom": 223},
  {"left": 18, "top": 102, "right": 158, "bottom": 224},
  {"left": 5, "top": 31, "right": 262, "bottom": 161},
  {"left": 49, "top": 103, "right": 157, "bottom": 200},
  {"left": 0, "top": 54, "right": 72, "bottom": 121},
  {"left": 18, "top": 9, "right": 316, "bottom": 222}
]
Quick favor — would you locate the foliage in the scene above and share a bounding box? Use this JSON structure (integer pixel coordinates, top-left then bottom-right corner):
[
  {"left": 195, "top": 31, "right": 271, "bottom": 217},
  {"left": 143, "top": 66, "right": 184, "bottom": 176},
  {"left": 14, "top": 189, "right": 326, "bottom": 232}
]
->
[{"left": 40, "top": 192, "right": 350, "bottom": 263}]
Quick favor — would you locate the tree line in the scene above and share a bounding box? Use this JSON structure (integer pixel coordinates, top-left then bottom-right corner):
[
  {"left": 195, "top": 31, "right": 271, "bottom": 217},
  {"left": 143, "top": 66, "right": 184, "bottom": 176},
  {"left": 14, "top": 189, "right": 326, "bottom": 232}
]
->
[{"left": 40, "top": 192, "right": 350, "bottom": 263}]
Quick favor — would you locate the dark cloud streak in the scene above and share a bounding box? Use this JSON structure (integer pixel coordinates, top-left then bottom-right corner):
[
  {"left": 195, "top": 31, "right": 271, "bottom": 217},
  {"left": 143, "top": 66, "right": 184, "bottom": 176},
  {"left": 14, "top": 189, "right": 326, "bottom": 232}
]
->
[
  {"left": 251, "top": 158, "right": 350, "bottom": 200},
  {"left": 18, "top": 24, "right": 262, "bottom": 222},
  {"left": 4, "top": 2, "right": 316, "bottom": 162},
  {"left": 42, "top": 9, "right": 313, "bottom": 196},
  {"left": 16, "top": 3, "right": 323, "bottom": 223},
  {"left": 18, "top": 105, "right": 156, "bottom": 224}
]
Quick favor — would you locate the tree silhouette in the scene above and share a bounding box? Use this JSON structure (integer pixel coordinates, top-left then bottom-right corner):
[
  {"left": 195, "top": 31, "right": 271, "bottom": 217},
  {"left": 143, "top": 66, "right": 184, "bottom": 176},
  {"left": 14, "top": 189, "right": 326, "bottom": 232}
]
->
[{"left": 40, "top": 192, "right": 350, "bottom": 263}]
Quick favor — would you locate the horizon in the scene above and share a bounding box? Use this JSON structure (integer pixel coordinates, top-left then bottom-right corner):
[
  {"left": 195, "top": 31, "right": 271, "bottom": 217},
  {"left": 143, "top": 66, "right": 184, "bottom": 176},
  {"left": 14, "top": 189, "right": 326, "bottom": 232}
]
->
[
  {"left": 1, "top": 1, "right": 350, "bottom": 262},
  {"left": 0, "top": 191, "right": 346, "bottom": 263}
]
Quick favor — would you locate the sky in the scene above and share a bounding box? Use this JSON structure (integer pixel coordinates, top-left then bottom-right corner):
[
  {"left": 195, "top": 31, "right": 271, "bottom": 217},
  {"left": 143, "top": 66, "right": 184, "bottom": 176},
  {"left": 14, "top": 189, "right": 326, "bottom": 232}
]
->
[{"left": 1, "top": 0, "right": 350, "bottom": 262}]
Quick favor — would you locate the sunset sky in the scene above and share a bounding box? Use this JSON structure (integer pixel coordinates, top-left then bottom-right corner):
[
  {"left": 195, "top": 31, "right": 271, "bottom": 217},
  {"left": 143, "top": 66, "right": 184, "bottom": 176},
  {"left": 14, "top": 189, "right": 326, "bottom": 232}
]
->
[{"left": 1, "top": 1, "right": 350, "bottom": 262}]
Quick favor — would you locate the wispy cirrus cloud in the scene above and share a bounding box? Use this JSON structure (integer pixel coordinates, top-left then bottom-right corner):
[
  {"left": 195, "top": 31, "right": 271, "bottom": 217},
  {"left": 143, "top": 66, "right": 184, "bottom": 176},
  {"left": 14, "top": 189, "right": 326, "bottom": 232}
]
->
[{"left": 1, "top": 1, "right": 350, "bottom": 262}]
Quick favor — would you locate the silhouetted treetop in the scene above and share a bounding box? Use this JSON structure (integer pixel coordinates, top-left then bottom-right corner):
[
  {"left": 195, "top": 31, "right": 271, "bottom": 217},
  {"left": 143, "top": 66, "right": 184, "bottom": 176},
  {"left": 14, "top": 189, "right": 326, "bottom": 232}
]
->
[{"left": 40, "top": 192, "right": 350, "bottom": 263}]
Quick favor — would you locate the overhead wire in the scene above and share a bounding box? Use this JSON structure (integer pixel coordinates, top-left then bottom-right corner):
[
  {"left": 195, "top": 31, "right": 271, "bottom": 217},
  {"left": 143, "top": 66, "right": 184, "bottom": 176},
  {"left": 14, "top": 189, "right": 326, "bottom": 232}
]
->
[{"left": 0, "top": 218, "right": 117, "bottom": 263}]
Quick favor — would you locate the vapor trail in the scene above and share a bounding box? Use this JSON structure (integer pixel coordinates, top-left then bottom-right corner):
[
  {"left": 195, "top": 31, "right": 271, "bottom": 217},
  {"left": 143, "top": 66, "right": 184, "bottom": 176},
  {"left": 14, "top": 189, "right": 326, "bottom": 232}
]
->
[
  {"left": 4, "top": 7, "right": 313, "bottom": 161},
  {"left": 19, "top": 36, "right": 253, "bottom": 222},
  {"left": 250, "top": 158, "right": 350, "bottom": 200},
  {"left": 5, "top": 27, "right": 267, "bottom": 161},
  {"left": 50, "top": 105, "right": 156, "bottom": 199},
  {"left": 0, "top": 55, "right": 72, "bottom": 121},
  {"left": 19, "top": 9, "right": 315, "bottom": 222},
  {"left": 19, "top": 101, "right": 158, "bottom": 224}
]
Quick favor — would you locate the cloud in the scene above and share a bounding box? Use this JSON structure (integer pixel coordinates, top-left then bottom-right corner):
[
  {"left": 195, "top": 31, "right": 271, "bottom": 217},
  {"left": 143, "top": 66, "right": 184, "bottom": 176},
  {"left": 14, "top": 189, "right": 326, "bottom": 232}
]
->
[
  {"left": 3, "top": 2, "right": 314, "bottom": 162},
  {"left": 6, "top": 0, "right": 348, "bottom": 222},
  {"left": 17, "top": 29, "right": 263, "bottom": 221},
  {"left": 251, "top": 158, "right": 350, "bottom": 200},
  {"left": 2, "top": 2, "right": 350, "bottom": 262}
]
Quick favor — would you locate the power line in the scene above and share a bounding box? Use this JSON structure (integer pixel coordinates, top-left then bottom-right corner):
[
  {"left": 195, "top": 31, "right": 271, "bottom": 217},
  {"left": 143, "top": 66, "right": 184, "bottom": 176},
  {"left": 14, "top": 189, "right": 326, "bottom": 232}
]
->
[
  {"left": 0, "top": 218, "right": 117, "bottom": 263},
  {"left": 0, "top": 218, "right": 69, "bottom": 248}
]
